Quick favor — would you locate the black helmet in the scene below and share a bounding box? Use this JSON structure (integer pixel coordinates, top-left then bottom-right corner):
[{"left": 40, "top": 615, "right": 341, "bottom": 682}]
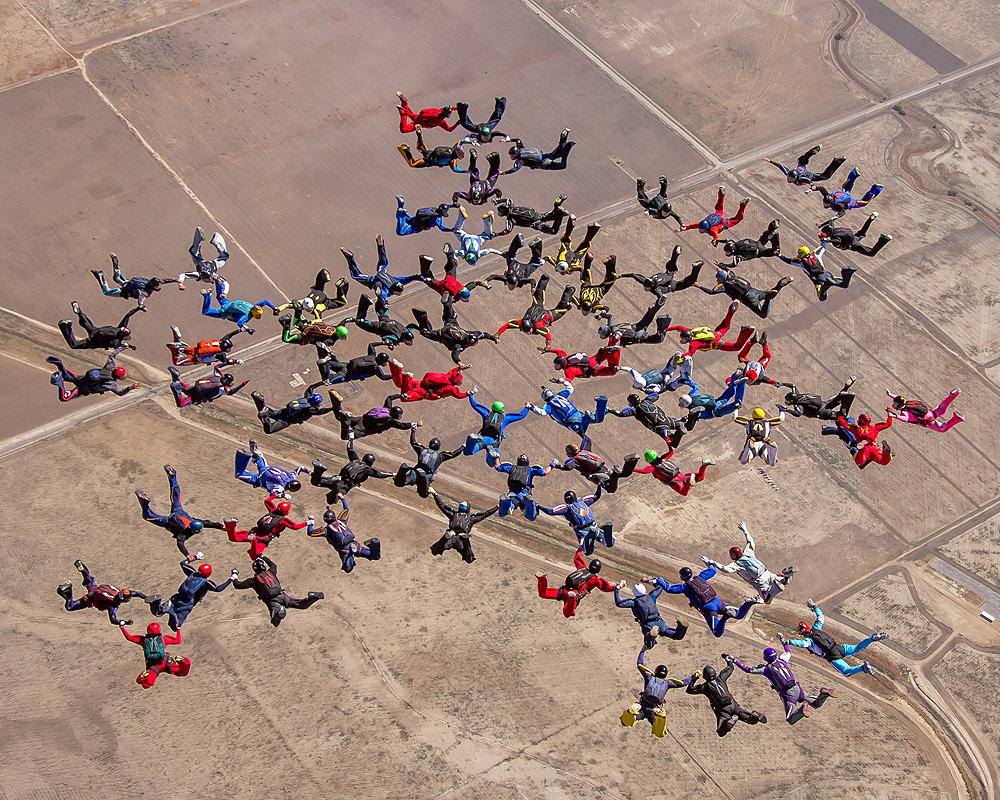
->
[
  {"left": 221, "top": 373, "right": 235, "bottom": 386},
  {"left": 553, "top": 356, "right": 567, "bottom": 369},
  {"left": 587, "top": 559, "right": 601, "bottom": 574},
  {"left": 389, "top": 406, "right": 404, "bottom": 419},
  {"left": 375, "top": 352, "right": 390, "bottom": 365},
  {"left": 516, "top": 454, "right": 530, "bottom": 466},
  {"left": 429, "top": 438, "right": 441, "bottom": 450},
  {"left": 286, "top": 480, "right": 301, "bottom": 493},
  {"left": 220, "top": 338, "right": 234, "bottom": 351},
  {"left": 627, "top": 393, "right": 641, "bottom": 406},
  {"left": 564, "top": 490, "right": 577, "bottom": 504},
  {"left": 362, "top": 453, "right": 376, "bottom": 466},
  {"left": 784, "top": 391, "right": 795, "bottom": 405},
  {"left": 149, "top": 278, "right": 164, "bottom": 289},
  {"left": 703, "top": 665, "right": 717, "bottom": 681},
  {"left": 323, "top": 506, "right": 337, "bottom": 523},
  {"left": 252, "top": 558, "right": 268, "bottom": 574},
  {"left": 654, "top": 665, "right": 668, "bottom": 678},
  {"left": 679, "top": 566, "right": 693, "bottom": 580}
]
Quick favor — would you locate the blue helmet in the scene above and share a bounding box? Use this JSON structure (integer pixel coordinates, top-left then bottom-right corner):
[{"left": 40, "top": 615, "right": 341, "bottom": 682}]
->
[
  {"left": 308, "top": 393, "right": 323, "bottom": 406},
  {"left": 458, "top": 288, "right": 471, "bottom": 300},
  {"left": 189, "top": 520, "right": 204, "bottom": 532},
  {"left": 458, "top": 501, "right": 470, "bottom": 512}
]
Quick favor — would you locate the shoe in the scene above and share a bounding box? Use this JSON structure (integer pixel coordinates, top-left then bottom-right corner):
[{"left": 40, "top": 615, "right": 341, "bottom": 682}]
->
[
  {"left": 223, "top": 517, "right": 238, "bottom": 524},
  {"left": 882, "top": 442, "right": 892, "bottom": 459},
  {"left": 91, "top": 269, "right": 103, "bottom": 279},
  {"left": 649, "top": 626, "right": 660, "bottom": 639},
  {"left": 718, "top": 185, "right": 726, "bottom": 195},
  {"left": 872, "top": 632, "right": 889, "bottom": 641},
  {"left": 724, "top": 605, "right": 739, "bottom": 617},
  {"left": 950, "top": 388, "right": 961, "bottom": 397},
  {"left": 307, "top": 591, "right": 325, "bottom": 600},
  {"left": 800, "top": 704, "right": 810, "bottom": 718},
  {"left": 312, "top": 459, "right": 327, "bottom": 470},
  {"left": 163, "top": 465, "right": 176, "bottom": 477},
  {"left": 955, "top": 413, "right": 966, "bottom": 422},
  {"left": 758, "top": 714, "right": 767, "bottom": 724},
  {"left": 702, "top": 458, "right": 714, "bottom": 465},
  {"left": 396, "top": 195, "right": 405, "bottom": 207},
  {"left": 71, "top": 301, "right": 81, "bottom": 314},
  {"left": 144, "top": 594, "right": 161, "bottom": 606},
  {"left": 782, "top": 566, "right": 798, "bottom": 578},
  {"left": 74, "top": 560, "right": 87, "bottom": 574},
  {"left": 758, "top": 330, "right": 768, "bottom": 346},
  {"left": 676, "top": 618, "right": 688, "bottom": 628},
  {"left": 535, "top": 572, "right": 546, "bottom": 579},
  {"left": 820, "top": 688, "right": 835, "bottom": 697},
  {"left": 869, "top": 211, "right": 878, "bottom": 220},
  {"left": 741, "top": 197, "right": 751, "bottom": 205},
  {"left": 862, "top": 662, "right": 875, "bottom": 675},
  {"left": 560, "top": 128, "right": 570, "bottom": 141},
  {"left": 46, "top": 356, "right": 61, "bottom": 365},
  {"left": 56, "top": 582, "right": 72, "bottom": 599},
  {"left": 135, "top": 491, "right": 150, "bottom": 501}
]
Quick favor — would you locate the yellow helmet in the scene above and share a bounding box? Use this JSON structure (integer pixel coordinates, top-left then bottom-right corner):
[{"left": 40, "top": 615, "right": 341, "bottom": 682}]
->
[
  {"left": 752, "top": 408, "right": 766, "bottom": 420},
  {"left": 797, "top": 246, "right": 811, "bottom": 258},
  {"left": 249, "top": 305, "right": 264, "bottom": 320}
]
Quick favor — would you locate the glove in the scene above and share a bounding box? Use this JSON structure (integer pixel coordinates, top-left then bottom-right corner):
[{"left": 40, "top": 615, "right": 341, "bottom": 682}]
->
[
  {"left": 194, "top": 552, "right": 204, "bottom": 560},
  {"left": 231, "top": 569, "right": 239, "bottom": 578},
  {"left": 616, "top": 579, "right": 627, "bottom": 590},
  {"left": 777, "top": 633, "right": 787, "bottom": 644},
  {"left": 700, "top": 556, "right": 711, "bottom": 565},
  {"left": 471, "top": 386, "right": 479, "bottom": 394},
  {"left": 117, "top": 620, "right": 127, "bottom": 627},
  {"left": 806, "top": 598, "right": 817, "bottom": 610},
  {"left": 722, "top": 652, "right": 733, "bottom": 662}
]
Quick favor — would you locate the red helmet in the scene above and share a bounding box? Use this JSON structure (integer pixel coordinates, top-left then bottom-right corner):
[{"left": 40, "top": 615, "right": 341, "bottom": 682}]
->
[
  {"left": 745, "top": 368, "right": 759, "bottom": 383},
  {"left": 857, "top": 414, "right": 872, "bottom": 426},
  {"left": 112, "top": 366, "right": 127, "bottom": 380},
  {"left": 146, "top": 622, "right": 161, "bottom": 635},
  {"left": 729, "top": 546, "right": 743, "bottom": 560},
  {"left": 798, "top": 621, "right": 812, "bottom": 635},
  {"left": 198, "top": 563, "right": 213, "bottom": 577},
  {"left": 277, "top": 501, "right": 291, "bottom": 515}
]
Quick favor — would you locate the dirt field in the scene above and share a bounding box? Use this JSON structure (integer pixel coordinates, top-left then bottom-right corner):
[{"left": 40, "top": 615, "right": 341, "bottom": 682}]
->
[
  {"left": 940, "top": 515, "right": 1000, "bottom": 589},
  {"left": 529, "top": 0, "right": 870, "bottom": 157},
  {"left": 834, "top": 571, "right": 944, "bottom": 655},
  {"left": 933, "top": 643, "right": 1000, "bottom": 751},
  {"left": 3, "top": 0, "right": 1000, "bottom": 796}
]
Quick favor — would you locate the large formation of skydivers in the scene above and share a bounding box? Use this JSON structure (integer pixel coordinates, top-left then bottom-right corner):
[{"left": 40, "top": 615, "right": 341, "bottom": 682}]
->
[{"left": 52, "top": 93, "right": 966, "bottom": 736}]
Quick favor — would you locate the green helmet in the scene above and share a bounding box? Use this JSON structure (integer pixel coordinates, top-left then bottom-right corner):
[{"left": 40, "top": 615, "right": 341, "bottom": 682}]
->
[
  {"left": 491, "top": 401, "right": 505, "bottom": 414},
  {"left": 335, "top": 326, "right": 348, "bottom": 341},
  {"left": 644, "top": 449, "right": 658, "bottom": 464}
]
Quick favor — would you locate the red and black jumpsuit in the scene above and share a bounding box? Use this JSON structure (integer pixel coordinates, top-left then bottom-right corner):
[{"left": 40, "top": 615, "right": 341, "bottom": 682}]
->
[{"left": 537, "top": 550, "right": 616, "bottom": 617}]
